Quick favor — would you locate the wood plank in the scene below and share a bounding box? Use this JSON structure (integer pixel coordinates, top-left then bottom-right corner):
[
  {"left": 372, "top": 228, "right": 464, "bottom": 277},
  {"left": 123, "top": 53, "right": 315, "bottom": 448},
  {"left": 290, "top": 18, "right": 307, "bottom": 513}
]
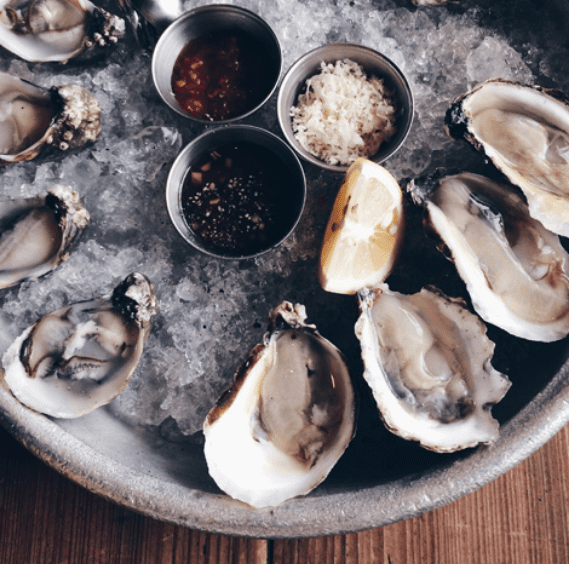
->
[
  {"left": 271, "top": 425, "right": 569, "bottom": 564},
  {"left": 0, "top": 426, "right": 268, "bottom": 564},
  {"left": 2, "top": 422, "right": 569, "bottom": 563}
]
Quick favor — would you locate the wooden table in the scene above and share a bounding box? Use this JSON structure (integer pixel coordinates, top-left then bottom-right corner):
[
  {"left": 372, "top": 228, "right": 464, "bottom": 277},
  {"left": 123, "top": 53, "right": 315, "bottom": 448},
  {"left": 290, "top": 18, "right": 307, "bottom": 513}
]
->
[{"left": 1, "top": 420, "right": 568, "bottom": 564}]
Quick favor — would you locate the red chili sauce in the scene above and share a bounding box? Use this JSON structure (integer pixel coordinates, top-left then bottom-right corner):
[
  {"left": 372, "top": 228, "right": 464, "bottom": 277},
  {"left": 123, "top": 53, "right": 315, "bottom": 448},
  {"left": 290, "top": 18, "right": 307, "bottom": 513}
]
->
[
  {"left": 171, "top": 31, "right": 275, "bottom": 121},
  {"left": 181, "top": 142, "right": 299, "bottom": 256}
]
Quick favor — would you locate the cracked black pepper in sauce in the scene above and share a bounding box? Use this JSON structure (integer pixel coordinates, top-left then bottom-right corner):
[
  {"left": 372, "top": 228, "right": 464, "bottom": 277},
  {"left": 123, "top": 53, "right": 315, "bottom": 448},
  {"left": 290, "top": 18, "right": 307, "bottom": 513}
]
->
[
  {"left": 182, "top": 142, "right": 299, "bottom": 256},
  {"left": 171, "top": 31, "right": 275, "bottom": 121}
]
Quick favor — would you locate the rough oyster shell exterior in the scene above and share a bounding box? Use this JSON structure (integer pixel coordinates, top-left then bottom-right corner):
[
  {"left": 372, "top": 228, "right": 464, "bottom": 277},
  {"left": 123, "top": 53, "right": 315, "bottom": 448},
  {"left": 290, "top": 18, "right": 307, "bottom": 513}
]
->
[
  {"left": 0, "top": 73, "right": 102, "bottom": 165},
  {"left": 0, "top": 0, "right": 125, "bottom": 62},
  {"left": 0, "top": 184, "right": 90, "bottom": 289}
]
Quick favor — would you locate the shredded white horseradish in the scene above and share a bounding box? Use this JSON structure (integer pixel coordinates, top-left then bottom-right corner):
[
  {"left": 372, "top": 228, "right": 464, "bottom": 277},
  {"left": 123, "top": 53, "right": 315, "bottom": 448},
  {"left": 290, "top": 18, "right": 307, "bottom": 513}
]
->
[{"left": 291, "top": 59, "right": 398, "bottom": 166}]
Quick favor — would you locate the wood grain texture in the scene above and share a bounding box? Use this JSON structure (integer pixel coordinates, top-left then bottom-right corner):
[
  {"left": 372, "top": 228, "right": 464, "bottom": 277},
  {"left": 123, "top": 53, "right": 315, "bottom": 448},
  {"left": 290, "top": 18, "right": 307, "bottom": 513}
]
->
[{"left": 1, "top": 423, "right": 569, "bottom": 564}]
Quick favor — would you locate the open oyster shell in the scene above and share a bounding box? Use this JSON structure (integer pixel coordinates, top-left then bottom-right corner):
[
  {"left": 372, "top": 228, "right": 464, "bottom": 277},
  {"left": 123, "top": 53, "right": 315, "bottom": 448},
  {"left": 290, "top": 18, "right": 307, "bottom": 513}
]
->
[
  {"left": 445, "top": 78, "right": 569, "bottom": 237},
  {"left": 355, "top": 284, "right": 510, "bottom": 453},
  {"left": 410, "top": 171, "right": 569, "bottom": 342},
  {"left": 0, "top": 0, "right": 125, "bottom": 62},
  {"left": 203, "top": 301, "right": 356, "bottom": 508},
  {"left": 2, "top": 272, "right": 157, "bottom": 418},
  {"left": 0, "top": 184, "right": 89, "bottom": 289},
  {"left": 0, "top": 72, "right": 102, "bottom": 165}
]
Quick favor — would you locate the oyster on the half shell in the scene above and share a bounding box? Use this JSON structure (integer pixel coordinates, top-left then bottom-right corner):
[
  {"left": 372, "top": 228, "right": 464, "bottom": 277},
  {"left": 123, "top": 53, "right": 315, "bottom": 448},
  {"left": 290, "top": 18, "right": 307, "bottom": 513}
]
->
[
  {"left": 203, "top": 301, "right": 356, "bottom": 508},
  {"left": 0, "top": 184, "right": 89, "bottom": 289},
  {"left": 2, "top": 272, "right": 157, "bottom": 418},
  {"left": 0, "top": 72, "right": 101, "bottom": 165},
  {"left": 445, "top": 78, "right": 569, "bottom": 237},
  {"left": 355, "top": 284, "right": 510, "bottom": 453},
  {"left": 410, "top": 171, "right": 569, "bottom": 342},
  {"left": 0, "top": 0, "right": 125, "bottom": 62}
]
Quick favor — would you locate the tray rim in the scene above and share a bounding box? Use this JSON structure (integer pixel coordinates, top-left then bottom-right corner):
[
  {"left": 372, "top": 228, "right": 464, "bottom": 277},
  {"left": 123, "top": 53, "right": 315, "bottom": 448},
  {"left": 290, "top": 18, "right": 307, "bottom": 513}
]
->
[{"left": 2, "top": 356, "right": 569, "bottom": 539}]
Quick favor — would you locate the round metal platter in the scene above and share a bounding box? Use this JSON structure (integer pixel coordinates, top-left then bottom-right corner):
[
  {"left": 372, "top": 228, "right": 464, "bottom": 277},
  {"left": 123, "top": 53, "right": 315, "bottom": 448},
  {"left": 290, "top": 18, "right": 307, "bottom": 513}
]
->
[{"left": 1, "top": 0, "right": 569, "bottom": 539}]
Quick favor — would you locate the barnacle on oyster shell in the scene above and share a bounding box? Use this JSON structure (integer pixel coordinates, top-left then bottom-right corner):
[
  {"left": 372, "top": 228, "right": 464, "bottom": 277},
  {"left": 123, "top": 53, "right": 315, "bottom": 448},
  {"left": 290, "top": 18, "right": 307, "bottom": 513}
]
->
[
  {"left": 0, "top": 0, "right": 125, "bottom": 62},
  {"left": 355, "top": 284, "right": 510, "bottom": 453},
  {"left": 445, "top": 78, "right": 569, "bottom": 237},
  {"left": 203, "top": 301, "right": 356, "bottom": 508},
  {"left": 2, "top": 272, "right": 157, "bottom": 418},
  {"left": 0, "top": 72, "right": 101, "bottom": 165},
  {"left": 409, "top": 171, "right": 569, "bottom": 342},
  {"left": 0, "top": 184, "right": 89, "bottom": 289}
]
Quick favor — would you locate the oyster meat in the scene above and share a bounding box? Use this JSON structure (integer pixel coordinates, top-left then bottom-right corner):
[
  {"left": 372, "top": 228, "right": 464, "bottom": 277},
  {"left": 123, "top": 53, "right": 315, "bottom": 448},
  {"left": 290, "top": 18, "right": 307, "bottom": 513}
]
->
[
  {"left": 0, "top": 0, "right": 125, "bottom": 62},
  {"left": 355, "top": 284, "right": 510, "bottom": 453},
  {"left": 2, "top": 272, "right": 157, "bottom": 418},
  {"left": 203, "top": 301, "right": 356, "bottom": 508},
  {"left": 410, "top": 171, "right": 569, "bottom": 342},
  {"left": 0, "top": 72, "right": 102, "bottom": 165},
  {"left": 0, "top": 184, "right": 89, "bottom": 289},
  {"left": 445, "top": 78, "right": 569, "bottom": 237}
]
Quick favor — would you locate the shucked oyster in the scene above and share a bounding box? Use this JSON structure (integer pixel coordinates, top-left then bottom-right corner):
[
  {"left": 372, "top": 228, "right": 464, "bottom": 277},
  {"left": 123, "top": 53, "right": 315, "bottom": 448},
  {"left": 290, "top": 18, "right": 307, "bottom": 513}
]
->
[
  {"left": 355, "top": 284, "right": 510, "bottom": 453},
  {"left": 410, "top": 172, "right": 569, "bottom": 342},
  {"left": 0, "top": 0, "right": 125, "bottom": 63},
  {"left": 0, "top": 184, "right": 89, "bottom": 289},
  {"left": 2, "top": 272, "right": 157, "bottom": 418},
  {"left": 445, "top": 78, "right": 569, "bottom": 237},
  {"left": 0, "top": 72, "right": 101, "bottom": 165},
  {"left": 203, "top": 301, "right": 356, "bottom": 508}
]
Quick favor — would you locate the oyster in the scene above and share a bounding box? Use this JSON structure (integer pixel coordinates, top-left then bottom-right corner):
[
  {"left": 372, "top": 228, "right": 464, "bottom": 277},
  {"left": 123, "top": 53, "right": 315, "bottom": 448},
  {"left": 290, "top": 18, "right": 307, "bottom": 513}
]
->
[
  {"left": 0, "top": 0, "right": 125, "bottom": 63},
  {"left": 203, "top": 301, "right": 356, "bottom": 508},
  {"left": 0, "top": 72, "right": 101, "bottom": 165},
  {"left": 2, "top": 272, "right": 157, "bottom": 418},
  {"left": 410, "top": 171, "right": 569, "bottom": 342},
  {"left": 355, "top": 284, "right": 510, "bottom": 453},
  {"left": 0, "top": 184, "right": 89, "bottom": 289},
  {"left": 445, "top": 78, "right": 569, "bottom": 237}
]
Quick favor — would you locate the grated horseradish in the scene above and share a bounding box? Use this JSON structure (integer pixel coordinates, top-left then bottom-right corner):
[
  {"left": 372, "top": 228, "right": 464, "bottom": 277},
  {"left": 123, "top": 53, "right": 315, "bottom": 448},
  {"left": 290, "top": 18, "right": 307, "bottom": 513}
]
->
[{"left": 291, "top": 59, "right": 398, "bottom": 166}]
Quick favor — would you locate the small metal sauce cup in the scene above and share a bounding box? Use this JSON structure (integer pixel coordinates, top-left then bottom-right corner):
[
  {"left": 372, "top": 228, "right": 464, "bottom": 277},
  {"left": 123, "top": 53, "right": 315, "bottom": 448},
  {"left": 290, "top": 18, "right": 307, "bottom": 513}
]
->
[
  {"left": 166, "top": 125, "right": 306, "bottom": 259},
  {"left": 277, "top": 43, "right": 414, "bottom": 173},
  {"left": 152, "top": 5, "right": 282, "bottom": 123}
]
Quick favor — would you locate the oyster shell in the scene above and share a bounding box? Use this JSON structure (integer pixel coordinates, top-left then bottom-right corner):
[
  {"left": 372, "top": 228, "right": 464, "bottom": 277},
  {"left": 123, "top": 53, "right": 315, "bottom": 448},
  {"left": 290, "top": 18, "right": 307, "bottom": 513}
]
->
[
  {"left": 355, "top": 284, "right": 510, "bottom": 453},
  {"left": 203, "top": 301, "right": 356, "bottom": 508},
  {"left": 0, "top": 0, "right": 125, "bottom": 62},
  {"left": 410, "top": 171, "right": 569, "bottom": 342},
  {"left": 0, "top": 184, "right": 89, "bottom": 289},
  {"left": 0, "top": 72, "right": 102, "bottom": 165},
  {"left": 2, "top": 272, "right": 157, "bottom": 418},
  {"left": 445, "top": 78, "right": 569, "bottom": 237}
]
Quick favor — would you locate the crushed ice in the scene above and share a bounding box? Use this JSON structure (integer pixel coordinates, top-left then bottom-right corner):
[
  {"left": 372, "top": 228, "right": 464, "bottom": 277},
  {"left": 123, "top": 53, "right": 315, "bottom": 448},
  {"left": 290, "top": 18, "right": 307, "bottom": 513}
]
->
[{"left": 0, "top": 0, "right": 568, "bottom": 435}]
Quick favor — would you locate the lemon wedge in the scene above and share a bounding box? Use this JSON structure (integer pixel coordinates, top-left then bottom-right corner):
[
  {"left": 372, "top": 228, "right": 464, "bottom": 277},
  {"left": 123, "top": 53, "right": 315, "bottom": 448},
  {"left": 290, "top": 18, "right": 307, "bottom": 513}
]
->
[{"left": 318, "top": 158, "right": 405, "bottom": 294}]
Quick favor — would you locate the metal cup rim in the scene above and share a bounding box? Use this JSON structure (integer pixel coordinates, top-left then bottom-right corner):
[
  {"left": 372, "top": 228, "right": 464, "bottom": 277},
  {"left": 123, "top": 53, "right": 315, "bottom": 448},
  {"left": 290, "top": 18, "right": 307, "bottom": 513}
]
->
[
  {"left": 277, "top": 42, "right": 414, "bottom": 172},
  {"left": 152, "top": 4, "right": 282, "bottom": 123},
  {"left": 166, "top": 125, "right": 307, "bottom": 259}
]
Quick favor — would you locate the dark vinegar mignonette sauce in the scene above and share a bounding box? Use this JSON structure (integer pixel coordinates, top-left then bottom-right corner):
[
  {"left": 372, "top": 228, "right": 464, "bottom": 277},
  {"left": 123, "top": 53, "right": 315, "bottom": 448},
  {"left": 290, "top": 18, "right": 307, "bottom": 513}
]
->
[
  {"left": 181, "top": 142, "right": 300, "bottom": 256},
  {"left": 171, "top": 30, "right": 275, "bottom": 121}
]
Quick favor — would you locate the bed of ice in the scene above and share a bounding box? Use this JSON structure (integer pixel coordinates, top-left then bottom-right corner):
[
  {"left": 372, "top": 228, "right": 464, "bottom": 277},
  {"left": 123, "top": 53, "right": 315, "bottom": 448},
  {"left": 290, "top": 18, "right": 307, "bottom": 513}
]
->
[{"left": 1, "top": 0, "right": 568, "bottom": 437}]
